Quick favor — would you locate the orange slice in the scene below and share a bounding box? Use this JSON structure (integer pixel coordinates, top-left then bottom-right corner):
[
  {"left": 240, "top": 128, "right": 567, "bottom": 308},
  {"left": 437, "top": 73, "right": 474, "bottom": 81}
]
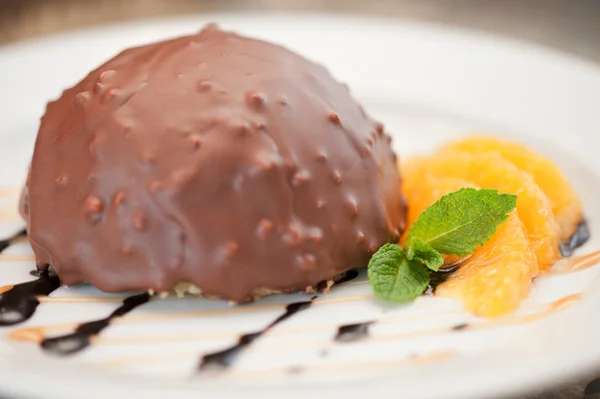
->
[
  {"left": 401, "top": 155, "right": 429, "bottom": 196},
  {"left": 405, "top": 175, "right": 475, "bottom": 227},
  {"left": 436, "top": 211, "right": 537, "bottom": 317},
  {"left": 403, "top": 151, "right": 559, "bottom": 271},
  {"left": 401, "top": 173, "right": 538, "bottom": 316},
  {"left": 443, "top": 136, "right": 582, "bottom": 240}
]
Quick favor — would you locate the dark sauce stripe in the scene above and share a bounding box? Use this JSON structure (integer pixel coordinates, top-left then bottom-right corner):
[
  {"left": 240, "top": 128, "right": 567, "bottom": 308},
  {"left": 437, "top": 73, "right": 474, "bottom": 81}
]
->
[
  {"left": 0, "top": 228, "right": 27, "bottom": 253},
  {"left": 334, "top": 321, "right": 373, "bottom": 342},
  {"left": 334, "top": 269, "right": 359, "bottom": 285},
  {"left": 0, "top": 230, "right": 61, "bottom": 326},
  {"left": 452, "top": 323, "right": 469, "bottom": 331},
  {"left": 41, "top": 292, "right": 151, "bottom": 356},
  {"left": 427, "top": 265, "right": 459, "bottom": 294},
  {"left": 0, "top": 271, "right": 60, "bottom": 326},
  {"left": 560, "top": 219, "right": 590, "bottom": 257},
  {"left": 317, "top": 269, "right": 359, "bottom": 292},
  {"left": 199, "top": 299, "right": 313, "bottom": 371}
]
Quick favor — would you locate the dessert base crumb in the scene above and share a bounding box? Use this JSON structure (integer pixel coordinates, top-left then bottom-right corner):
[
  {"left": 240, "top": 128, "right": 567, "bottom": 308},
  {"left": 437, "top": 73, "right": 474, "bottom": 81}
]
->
[{"left": 152, "top": 271, "right": 354, "bottom": 302}]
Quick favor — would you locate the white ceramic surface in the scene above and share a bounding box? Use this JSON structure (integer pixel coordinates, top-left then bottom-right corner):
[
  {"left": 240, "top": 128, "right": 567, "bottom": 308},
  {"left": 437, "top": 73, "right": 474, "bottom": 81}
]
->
[{"left": 0, "top": 13, "right": 600, "bottom": 399}]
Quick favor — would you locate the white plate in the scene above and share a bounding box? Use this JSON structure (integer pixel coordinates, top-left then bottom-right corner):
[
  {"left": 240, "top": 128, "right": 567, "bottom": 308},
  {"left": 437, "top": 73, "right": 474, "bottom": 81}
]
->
[{"left": 1, "top": 12, "right": 600, "bottom": 399}]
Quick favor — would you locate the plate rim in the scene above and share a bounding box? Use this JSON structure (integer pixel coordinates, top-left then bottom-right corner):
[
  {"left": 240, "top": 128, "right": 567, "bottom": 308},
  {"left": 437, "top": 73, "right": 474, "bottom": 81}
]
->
[{"left": 1, "top": 11, "right": 600, "bottom": 399}]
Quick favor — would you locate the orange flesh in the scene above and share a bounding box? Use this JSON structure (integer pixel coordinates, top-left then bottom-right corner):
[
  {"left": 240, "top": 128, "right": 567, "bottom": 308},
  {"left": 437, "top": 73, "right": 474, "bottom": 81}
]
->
[
  {"left": 444, "top": 136, "right": 582, "bottom": 240},
  {"left": 403, "top": 151, "right": 559, "bottom": 271},
  {"left": 402, "top": 173, "right": 538, "bottom": 317},
  {"left": 436, "top": 211, "right": 537, "bottom": 317},
  {"left": 399, "top": 136, "right": 587, "bottom": 316}
]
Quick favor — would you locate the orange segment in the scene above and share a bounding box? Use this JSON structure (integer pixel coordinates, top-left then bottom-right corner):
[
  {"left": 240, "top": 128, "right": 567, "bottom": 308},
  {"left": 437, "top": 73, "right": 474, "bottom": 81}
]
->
[
  {"left": 404, "top": 151, "right": 559, "bottom": 271},
  {"left": 404, "top": 175, "right": 476, "bottom": 227},
  {"left": 443, "top": 136, "right": 582, "bottom": 240},
  {"left": 401, "top": 155, "right": 429, "bottom": 196},
  {"left": 436, "top": 211, "right": 537, "bottom": 317},
  {"left": 402, "top": 174, "right": 475, "bottom": 241},
  {"left": 401, "top": 174, "right": 538, "bottom": 316}
]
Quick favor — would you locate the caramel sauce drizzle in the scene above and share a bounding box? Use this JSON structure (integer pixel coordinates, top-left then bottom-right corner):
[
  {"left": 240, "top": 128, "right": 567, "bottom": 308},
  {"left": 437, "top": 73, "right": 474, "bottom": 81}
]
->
[
  {"left": 97, "top": 349, "right": 456, "bottom": 377},
  {"left": 83, "top": 307, "right": 466, "bottom": 346},
  {"left": 9, "top": 294, "right": 376, "bottom": 344},
  {"left": 550, "top": 250, "right": 600, "bottom": 274},
  {"left": 5, "top": 252, "right": 596, "bottom": 347},
  {"left": 0, "top": 210, "right": 20, "bottom": 221},
  {"left": 0, "top": 254, "right": 35, "bottom": 261},
  {"left": 86, "top": 293, "right": 581, "bottom": 369},
  {"left": 372, "top": 293, "right": 580, "bottom": 343},
  {"left": 39, "top": 296, "right": 134, "bottom": 303},
  {"left": 227, "top": 350, "right": 456, "bottom": 379},
  {"left": 0, "top": 188, "right": 19, "bottom": 197},
  {"left": 0, "top": 216, "right": 595, "bottom": 376},
  {"left": 16, "top": 250, "right": 597, "bottom": 306}
]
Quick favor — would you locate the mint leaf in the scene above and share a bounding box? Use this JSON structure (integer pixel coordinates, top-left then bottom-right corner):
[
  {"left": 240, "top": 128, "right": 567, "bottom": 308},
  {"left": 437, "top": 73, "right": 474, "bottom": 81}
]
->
[
  {"left": 407, "top": 237, "right": 444, "bottom": 271},
  {"left": 408, "top": 188, "right": 517, "bottom": 257},
  {"left": 368, "top": 243, "right": 430, "bottom": 302}
]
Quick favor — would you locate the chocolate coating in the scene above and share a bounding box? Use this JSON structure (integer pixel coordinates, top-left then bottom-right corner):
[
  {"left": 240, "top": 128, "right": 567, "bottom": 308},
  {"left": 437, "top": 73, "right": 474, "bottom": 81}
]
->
[
  {"left": 23, "top": 24, "right": 406, "bottom": 301},
  {"left": 19, "top": 173, "right": 29, "bottom": 221}
]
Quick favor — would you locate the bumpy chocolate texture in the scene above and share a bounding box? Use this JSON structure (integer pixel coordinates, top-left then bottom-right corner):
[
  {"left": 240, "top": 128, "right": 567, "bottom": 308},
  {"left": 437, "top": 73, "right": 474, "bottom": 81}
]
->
[{"left": 23, "top": 24, "right": 406, "bottom": 302}]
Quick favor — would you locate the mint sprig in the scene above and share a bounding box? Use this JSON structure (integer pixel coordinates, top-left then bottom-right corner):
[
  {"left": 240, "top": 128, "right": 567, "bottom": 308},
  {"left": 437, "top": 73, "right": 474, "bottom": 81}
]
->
[
  {"left": 368, "top": 188, "right": 517, "bottom": 303},
  {"left": 406, "top": 237, "right": 444, "bottom": 271}
]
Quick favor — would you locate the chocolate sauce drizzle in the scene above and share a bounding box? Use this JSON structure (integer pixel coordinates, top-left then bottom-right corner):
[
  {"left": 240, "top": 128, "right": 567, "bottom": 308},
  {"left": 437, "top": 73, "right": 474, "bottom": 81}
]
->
[
  {"left": 0, "top": 218, "right": 590, "bottom": 370},
  {"left": 451, "top": 323, "right": 469, "bottom": 331},
  {"left": 317, "top": 269, "right": 359, "bottom": 292},
  {"left": 334, "top": 269, "right": 360, "bottom": 285},
  {"left": 0, "top": 271, "right": 60, "bottom": 326},
  {"left": 40, "top": 292, "right": 151, "bottom": 355},
  {"left": 29, "top": 269, "right": 44, "bottom": 277},
  {"left": 560, "top": 220, "right": 590, "bottom": 257},
  {"left": 199, "top": 298, "right": 314, "bottom": 371},
  {"left": 426, "top": 265, "right": 459, "bottom": 295},
  {"left": 0, "top": 228, "right": 26, "bottom": 253},
  {"left": 0, "top": 228, "right": 61, "bottom": 326},
  {"left": 334, "top": 321, "right": 373, "bottom": 342}
]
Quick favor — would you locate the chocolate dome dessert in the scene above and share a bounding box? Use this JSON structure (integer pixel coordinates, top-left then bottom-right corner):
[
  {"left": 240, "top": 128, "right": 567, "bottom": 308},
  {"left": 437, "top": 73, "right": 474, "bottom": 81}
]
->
[{"left": 22, "top": 24, "right": 406, "bottom": 302}]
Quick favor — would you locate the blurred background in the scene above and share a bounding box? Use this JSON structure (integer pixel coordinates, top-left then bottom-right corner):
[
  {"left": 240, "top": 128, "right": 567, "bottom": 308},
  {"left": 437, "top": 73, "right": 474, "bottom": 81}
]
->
[
  {"left": 1, "top": 1, "right": 600, "bottom": 398},
  {"left": 1, "top": 0, "right": 600, "bottom": 64}
]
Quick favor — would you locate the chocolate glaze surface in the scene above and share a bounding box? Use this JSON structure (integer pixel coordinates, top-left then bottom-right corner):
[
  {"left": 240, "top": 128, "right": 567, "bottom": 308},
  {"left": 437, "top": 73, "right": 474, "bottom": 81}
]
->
[
  {"left": 19, "top": 173, "right": 29, "bottom": 221},
  {"left": 23, "top": 24, "right": 405, "bottom": 301}
]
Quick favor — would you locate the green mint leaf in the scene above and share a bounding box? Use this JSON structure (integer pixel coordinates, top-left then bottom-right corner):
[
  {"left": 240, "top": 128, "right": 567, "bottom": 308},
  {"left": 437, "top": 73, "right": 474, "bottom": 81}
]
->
[
  {"left": 407, "top": 237, "right": 444, "bottom": 271},
  {"left": 368, "top": 243, "right": 430, "bottom": 302},
  {"left": 408, "top": 188, "right": 517, "bottom": 257}
]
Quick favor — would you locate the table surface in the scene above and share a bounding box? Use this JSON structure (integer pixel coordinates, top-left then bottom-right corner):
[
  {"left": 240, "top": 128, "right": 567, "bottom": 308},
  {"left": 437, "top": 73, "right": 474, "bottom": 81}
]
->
[{"left": 1, "top": 1, "right": 600, "bottom": 398}]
